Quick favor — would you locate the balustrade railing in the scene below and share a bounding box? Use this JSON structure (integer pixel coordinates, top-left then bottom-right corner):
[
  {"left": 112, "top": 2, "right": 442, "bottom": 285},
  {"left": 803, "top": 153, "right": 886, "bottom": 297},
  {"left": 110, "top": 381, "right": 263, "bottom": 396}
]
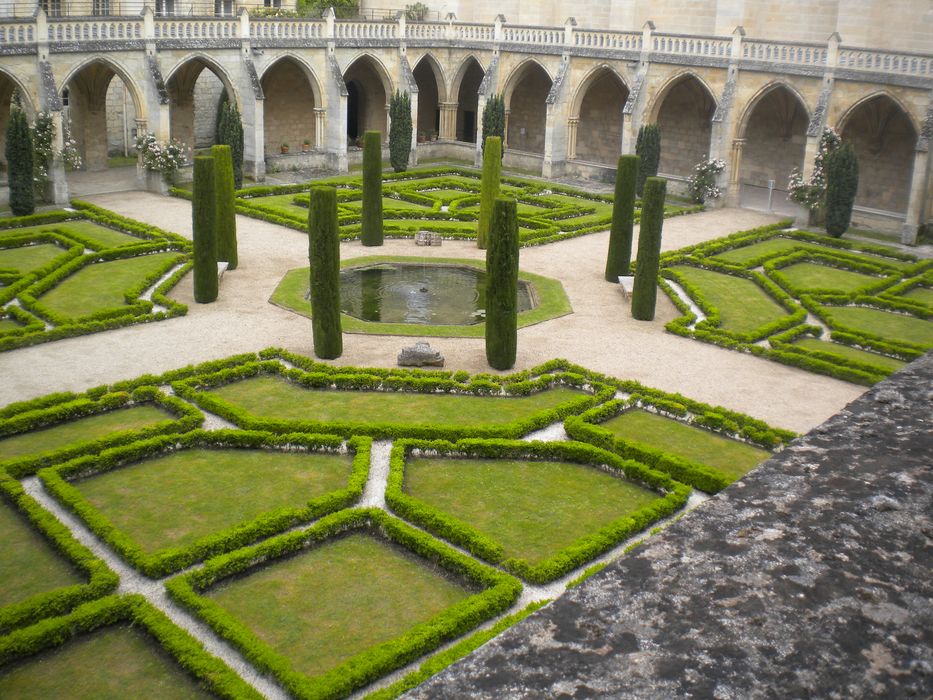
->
[{"left": 0, "top": 5, "right": 929, "bottom": 87}]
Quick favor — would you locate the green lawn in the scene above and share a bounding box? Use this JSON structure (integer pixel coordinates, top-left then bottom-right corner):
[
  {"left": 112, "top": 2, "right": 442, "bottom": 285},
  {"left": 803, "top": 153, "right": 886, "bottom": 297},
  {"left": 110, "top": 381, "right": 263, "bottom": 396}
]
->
[
  {"left": 903, "top": 286, "right": 933, "bottom": 305},
  {"left": 205, "top": 533, "right": 470, "bottom": 679},
  {"left": 0, "top": 243, "right": 67, "bottom": 274},
  {"left": 342, "top": 196, "right": 431, "bottom": 212},
  {"left": 0, "top": 318, "right": 23, "bottom": 333},
  {"left": 413, "top": 188, "right": 477, "bottom": 204},
  {"left": 711, "top": 237, "right": 913, "bottom": 270},
  {"left": 0, "top": 404, "right": 174, "bottom": 462},
  {"left": 775, "top": 262, "right": 882, "bottom": 294},
  {"left": 599, "top": 409, "right": 770, "bottom": 481},
  {"left": 403, "top": 457, "right": 660, "bottom": 564},
  {"left": 819, "top": 305, "right": 933, "bottom": 347},
  {"left": 0, "top": 625, "right": 213, "bottom": 699},
  {"left": 669, "top": 265, "right": 792, "bottom": 335},
  {"left": 2, "top": 221, "right": 144, "bottom": 250},
  {"left": 75, "top": 448, "right": 352, "bottom": 553},
  {"left": 0, "top": 500, "right": 82, "bottom": 608},
  {"left": 790, "top": 338, "right": 907, "bottom": 372},
  {"left": 206, "top": 375, "right": 583, "bottom": 427},
  {"left": 36, "top": 252, "right": 178, "bottom": 319}
]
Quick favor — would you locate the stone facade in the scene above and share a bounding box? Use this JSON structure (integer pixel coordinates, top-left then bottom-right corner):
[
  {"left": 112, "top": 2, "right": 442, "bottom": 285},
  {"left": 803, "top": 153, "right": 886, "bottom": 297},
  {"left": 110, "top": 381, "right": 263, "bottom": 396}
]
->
[
  {"left": 261, "top": 58, "right": 317, "bottom": 155},
  {"left": 574, "top": 70, "right": 627, "bottom": 165},
  {"left": 656, "top": 75, "right": 716, "bottom": 178}
]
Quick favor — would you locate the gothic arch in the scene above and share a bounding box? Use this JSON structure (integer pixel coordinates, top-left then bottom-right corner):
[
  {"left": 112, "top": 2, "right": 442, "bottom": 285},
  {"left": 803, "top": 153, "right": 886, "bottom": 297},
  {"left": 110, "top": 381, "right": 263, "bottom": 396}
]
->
[
  {"left": 342, "top": 53, "right": 394, "bottom": 140},
  {"left": 646, "top": 70, "right": 717, "bottom": 124},
  {"left": 449, "top": 55, "right": 485, "bottom": 101},
  {"left": 164, "top": 53, "right": 238, "bottom": 106},
  {"left": 413, "top": 53, "right": 446, "bottom": 138},
  {"left": 836, "top": 92, "right": 918, "bottom": 213},
  {"left": 342, "top": 53, "right": 394, "bottom": 102},
  {"left": 502, "top": 59, "right": 553, "bottom": 154},
  {"left": 502, "top": 58, "right": 553, "bottom": 105},
  {"left": 570, "top": 65, "right": 629, "bottom": 165},
  {"left": 412, "top": 53, "right": 448, "bottom": 102},
  {"left": 60, "top": 56, "right": 145, "bottom": 121},
  {"left": 650, "top": 72, "right": 717, "bottom": 178},
  {"left": 836, "top": 90, "right": 920, "bottom": 136},
  {"left": 261, "top": 55, "right": 324, "bottom": 156},
  {"left": 258, "top": 54, "right": 324, "bottom": 106},
  {"left": 569, "top": 64, "right": 628, "bottom": 117},
  {"left": 451, "top": 56, "right": 485, "bottom": 143},
  {"left": 165, "top": 54, "right": 240, "bottom": 151},
  {"left": 736, "top": 81, "right": 811, "bottom": 139},
  {"left": 0, "top": 69, "right": 36, "bottom": 174}
]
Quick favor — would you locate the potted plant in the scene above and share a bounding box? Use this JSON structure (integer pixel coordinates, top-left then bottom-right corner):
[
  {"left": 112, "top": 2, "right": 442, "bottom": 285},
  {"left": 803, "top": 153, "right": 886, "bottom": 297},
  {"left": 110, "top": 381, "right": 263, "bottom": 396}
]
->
[
  {"left": 280, "top": 142, "right": 289, "bottom": 154},
  {"left": 417, "top": 131, "right": 426, "bottom": 144},
  {"left": 430, "top": 131, "right": 438, "bottom": 141},
  {"left": 302, "top": 138, "right": 311, "bottom": 152}
]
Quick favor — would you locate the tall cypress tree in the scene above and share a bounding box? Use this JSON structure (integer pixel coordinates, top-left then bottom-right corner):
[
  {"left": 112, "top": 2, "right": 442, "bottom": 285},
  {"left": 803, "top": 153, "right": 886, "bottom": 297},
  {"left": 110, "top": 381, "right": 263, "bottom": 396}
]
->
[
  {"left": 631, "top": 176, "right": 667, "bottom": 321},
  {"left": 477, "top": 136, "right": 502, "bottom": 249},
  {"left": 214, "top": 90, "right": 229, "bottom": 145},
  {"left": 388, "top": 90, "right": 412, "bottom": 173},
  {"left": 485, "top": 196, "right": 519, "bottom": 370},
  {"left": 192, "top": 155, "right": 218, "bottom": 304},
  {"left": 211, "top": 144, "right": 238, "bottom": 270},
  {"left": 635, "top": 124, "right": 661, "bottom": 197},
  {"left": 481, "top": 93, "right": 505, "bottom": 157},
  {"left": 308, "top": 186, "right": 343, "bottom": 359},
  {"left": 361, "top": 130, "right": 383, "bottom": 246},
  {"left": 824, "top": 142, "right": 859, "bottom": 238},
  {"left": 6, "top": 105, "right": 34, "bottom": 217},
  {"left": 218, "top": 101, "right": 244, "bottom": 190},
  {"left": 605, "top": 154, "right": 639, "bottom": 281}
]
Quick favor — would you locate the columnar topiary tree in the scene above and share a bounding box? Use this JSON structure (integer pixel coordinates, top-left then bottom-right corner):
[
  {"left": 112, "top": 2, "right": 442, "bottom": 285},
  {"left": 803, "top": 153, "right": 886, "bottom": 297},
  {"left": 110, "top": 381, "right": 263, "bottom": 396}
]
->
[
  {"left": 218, "top": 100, "right": 244, "bottom": 190},
  {"left": 361, "top": 130, "right": 383, "bottom": 246},
  {"left": 482, "top": 93, "right": 505, "bottom": 156},
  {"left": 308, "top": 185, "right": 343, "bottom": 359},
  {"left": 485, "top": 196, "right": 519, "bottom": 370},
  {"left": 631, "top": 176, "right": 667, "bottom": 321},
  {"left": 605, "top": 154, "right": 639, "bottom": 281},
  {"left": 192, "top": 155, "right": 218, "bottom": 303},
  {"left": 477, "top": 135, "right": 502, "bottom": 249},
  {"left": 388, "top": 90, "right": 412, "bottom": 173},
  {"left": 214, "top": 90, "right": 229, "bottom": 144},
  {"left": 211, "top": 144, "right": 237, "bottom": 270},
  {"left": 635, "top": 124, "right": 661, "bottom": 197},
  {"left": 6, "top": 105, "right": 35, "bottom": 217},
  {"left": 824, "top": 142, "right": 859, "bottom": 238}
]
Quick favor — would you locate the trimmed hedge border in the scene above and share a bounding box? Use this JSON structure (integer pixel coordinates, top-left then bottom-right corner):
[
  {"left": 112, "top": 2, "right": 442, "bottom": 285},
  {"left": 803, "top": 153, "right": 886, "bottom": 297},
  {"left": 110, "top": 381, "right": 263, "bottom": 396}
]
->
[
  {"left": 0, "top": 387, "right": 204, "bottom": 479},
  {"left": 659, "top": 221, "right": 931, "bottom": 385},
  {"left": 0, "top": 472, "right": 118, "bottom": 634},
  {"left": 172, "top": 359, "right": 615, "bottom": 441},
  {"left": 165, "top": 507, "right": 522, "bottom": 700},
  {"left": 385, "top": 437, "right": 691, "bottom": 584},
  {"left": 0, "top": 594, "right": 262, "bottom": 699},
  {"left": 38, "top": 430, "right": 372, "bottom": 578}
]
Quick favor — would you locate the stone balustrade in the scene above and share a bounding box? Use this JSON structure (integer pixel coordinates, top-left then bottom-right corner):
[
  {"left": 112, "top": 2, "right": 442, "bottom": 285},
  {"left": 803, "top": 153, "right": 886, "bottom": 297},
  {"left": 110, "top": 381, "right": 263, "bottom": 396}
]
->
[{"left": 0, "top": 7, "right": 929, "bottom": 86}]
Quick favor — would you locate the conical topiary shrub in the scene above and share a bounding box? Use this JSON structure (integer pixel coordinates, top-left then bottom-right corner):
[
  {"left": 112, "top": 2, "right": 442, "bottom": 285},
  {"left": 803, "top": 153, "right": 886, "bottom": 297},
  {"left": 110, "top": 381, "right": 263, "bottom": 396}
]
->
[
  {"left": 388, "top": 90, "right": 412, "bottom": 173},
  {"left": 6, "top": 105, "right": 34, "bottom": 217},
  {"left": 635, "top": 124, "right": 661, "bottom": 197},
  {"left": 485, "top": 196, "right": 519, "bottom": 370},
  {"left": 824, "top": 142, "right": 859, "bottom": 238},
  {"left": 631, "top": 176, "right": 667, "bottom": 321},
  {"left": 605, "top": 154, "right": 639, "bottom": 281},
  {"left": 477, "top": 135, "right": 502, "bottom": 249},
  {"left": 482, "top": 93, "right": 505, "bottom": 157},
  {"left": 218, "top": 100, "right": 244, "bottom": 190},
  {"left": 192, "top": 155, "right": 218, "bottom": 304},
  {"left": 308, "top": 186, "right": 343, "bottom": 359},
  {"left": 361, "top": 130, "right": 383, "bottom": 246},
  {"left": 211, "top": 144, "right": 238, "bottom": 270}
]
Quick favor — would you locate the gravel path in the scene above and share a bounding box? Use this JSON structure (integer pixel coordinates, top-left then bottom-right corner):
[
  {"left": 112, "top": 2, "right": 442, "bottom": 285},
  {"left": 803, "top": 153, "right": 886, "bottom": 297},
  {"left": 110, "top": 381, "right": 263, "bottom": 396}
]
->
[{"left": 0, "top": 193, "right": 864, "bottom": 433}]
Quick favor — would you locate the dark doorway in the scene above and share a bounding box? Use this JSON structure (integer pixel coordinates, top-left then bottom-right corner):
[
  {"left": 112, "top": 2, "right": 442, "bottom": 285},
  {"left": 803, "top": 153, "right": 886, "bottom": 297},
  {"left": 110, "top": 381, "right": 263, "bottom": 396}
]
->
[{"left": 346, "top": 81, "right": 360, "bottom": 140}]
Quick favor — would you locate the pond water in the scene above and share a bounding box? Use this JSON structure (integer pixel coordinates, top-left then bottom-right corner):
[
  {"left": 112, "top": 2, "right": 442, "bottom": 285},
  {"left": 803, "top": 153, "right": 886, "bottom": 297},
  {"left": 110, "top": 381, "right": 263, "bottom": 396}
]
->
[{"left": 340, "top": 263, "right": 536, "bottom": 325}]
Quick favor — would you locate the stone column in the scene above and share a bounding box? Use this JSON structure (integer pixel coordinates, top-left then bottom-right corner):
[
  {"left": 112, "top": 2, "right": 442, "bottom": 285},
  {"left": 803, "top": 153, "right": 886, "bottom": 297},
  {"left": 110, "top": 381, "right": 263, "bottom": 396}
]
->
[
  {"left": 725, "top": 137, "right": 745, "bottom": 207},
  {"left": 439, "top": 101, "right": 457, "bottom": 140},
  {"left": 567, "top": 117, "right": 579, "bottom": 160},
  {"left": 313, "top": 108, "right": 326, "bottom": 149},
  {"left": 901, "top": 148, "right": 930, "bottom": 245},
  {"left": 503, "top": 108, "right": 510, "bottom": 148}
]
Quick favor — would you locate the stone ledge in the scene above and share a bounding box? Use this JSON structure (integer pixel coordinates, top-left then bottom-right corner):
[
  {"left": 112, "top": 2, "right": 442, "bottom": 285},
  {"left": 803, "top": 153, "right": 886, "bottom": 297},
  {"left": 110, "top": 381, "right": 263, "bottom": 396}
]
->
[{"left": 407, "top": 351, "right": 933, "bottom": 698}]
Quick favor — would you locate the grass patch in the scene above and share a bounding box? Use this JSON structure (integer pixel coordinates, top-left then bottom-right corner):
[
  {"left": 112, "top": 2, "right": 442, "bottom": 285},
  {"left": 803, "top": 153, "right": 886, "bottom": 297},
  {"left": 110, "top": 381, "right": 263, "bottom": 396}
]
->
[
  {"left": 205, "top": 533, "right": 471, "bottom": 679},
  {"left": 0, "top": 243, "right": 67, "bottom": 273},
  {"left": 0, "top": 404, "right": 174, "bottom": 462},
  {"left": 270, "top": 256, "right": 572, "bottom": 337},
  {"left": 36, "top": 252, "right": 178, "bottom": 319},
  {"left": 712, "top": 237, "right": 913, "bottom": 270},
  {"left": 3, "top": 221, "right": 145, "bottom": 249},
  {"left": 0, "top": 499, "right": 83, "bottom": 608},
  {"left": 0, "top": 624, "right": 214, "bottom": 699},
  {"left": 599, "top": 409, "right": 770, "bottom": 481},
  {"left": 0, "top": 318, "right": 23, "bottom": 333},
  {"left": 818, "top": 305, "right": 933, "bottom": 347},
  {"left": 775, "top": 261, "right": 883, "bottom": 294},
  {"left": 403, "top": 456, "right": 659, "bottom": 565},
  {"left": 74, "top": 447, "right": 352, "bottom": 553},
  {"left": 669, "top": 265, "right": 791, "bottom": 335},
  {"left": 206, "top": 375, "right": 583, "bottom": 428},
  {"left": 902, "top": 286, "right": 933, "bottom": 305},
  {"left": 790, "top": 338, "right": 907, "bottom": 372}
]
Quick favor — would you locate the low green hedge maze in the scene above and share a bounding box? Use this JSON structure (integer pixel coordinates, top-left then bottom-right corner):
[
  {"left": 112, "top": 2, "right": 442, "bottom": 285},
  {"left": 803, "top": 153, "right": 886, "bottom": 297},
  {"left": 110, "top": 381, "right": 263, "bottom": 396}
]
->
[
  {"left": 199, "top": 167, "right": 700, "bottom": 247},
  {"left": 0, "top": 351, "right": 791, "bottom": 697},
  {"left": 0, "top": 201, "right": 191, "bottom": 352},
  {"left": 660, "top": 222, "right": 933, "bottom": 384}
]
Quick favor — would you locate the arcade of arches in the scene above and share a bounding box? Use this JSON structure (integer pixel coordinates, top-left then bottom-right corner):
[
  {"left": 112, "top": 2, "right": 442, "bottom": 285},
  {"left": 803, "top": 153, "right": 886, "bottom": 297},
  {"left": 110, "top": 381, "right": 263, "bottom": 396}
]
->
[{"left": 0, "top": 49, "right": 928, "bottom": 238}]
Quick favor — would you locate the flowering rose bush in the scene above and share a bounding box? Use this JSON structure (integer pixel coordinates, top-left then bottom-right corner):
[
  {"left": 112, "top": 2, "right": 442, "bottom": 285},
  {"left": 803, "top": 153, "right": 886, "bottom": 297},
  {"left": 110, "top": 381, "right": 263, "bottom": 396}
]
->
[
  {"left": 31, "top": 111, "right": 82, "bottom": 200},
  {"left": 135, "top": 132, "right": 188, "bottom": 183},
  {"left": 787, "top": 126, "right": 840, "bottom": 210},
  {"left": 687, "top": 156, "right": 725, "bottom": 204}
]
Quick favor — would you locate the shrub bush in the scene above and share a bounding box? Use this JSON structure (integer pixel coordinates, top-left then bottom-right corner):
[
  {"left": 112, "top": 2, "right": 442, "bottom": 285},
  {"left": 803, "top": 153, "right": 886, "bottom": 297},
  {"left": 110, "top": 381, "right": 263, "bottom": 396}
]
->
[
  {"left": 485, "top": 197, "right": 519, "bottom": 369},
  {"left": 481, "top": 94, "right": 505, "bottom": 156},
  {"left": 361, "top": 131, "right": 384, "bottom": 246},
  {"left": 388, "top": 90, "right": 412, "bottom": 173},
  {"left": 217, "top": 101, "right": 244, "bottom": 190},
  {"left": 211, "top": 144, "right": 238, "bottom": 270},
  {"left": 192, "top": 155, "right": 218, "bottom": 303},
  {"left": 824, "top": 141, "right": 859, "bottom": 238},
  {"left": 6, "top": 104, "right": 35, "bottom": 217},
  {"left": 477, "top": 136, "right": 502, "bottom": 249},
  {"left": 308, "top": 186, "right": 343, "bottom": 359},
  {"left": 605, "top": 154, "right": 639, "bottom": 281},
  {"left": 635, "top": 123, "right": 661, "bottom": 197},
  {"left": 632, "top": 177, "right": 667, "bottom": 320}
]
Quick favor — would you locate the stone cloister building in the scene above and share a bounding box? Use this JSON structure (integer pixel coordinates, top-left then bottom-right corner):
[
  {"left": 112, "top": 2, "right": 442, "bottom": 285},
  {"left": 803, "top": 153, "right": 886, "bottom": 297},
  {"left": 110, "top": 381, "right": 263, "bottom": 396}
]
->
[{"left": 0, "top": 1, "right": 931, "bottom": 242}]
